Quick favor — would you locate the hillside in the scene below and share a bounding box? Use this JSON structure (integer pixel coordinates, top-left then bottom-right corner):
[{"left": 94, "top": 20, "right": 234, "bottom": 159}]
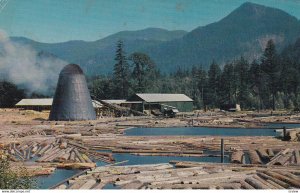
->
[
  {"left": 10, "top": 28, "right": 187, "bottom": 75},
  {"left": 145, "top": 2, "right": 300, "bottom": 71},
  {"left": 9, "top": 2, "right": 300, "bottom": 75}
]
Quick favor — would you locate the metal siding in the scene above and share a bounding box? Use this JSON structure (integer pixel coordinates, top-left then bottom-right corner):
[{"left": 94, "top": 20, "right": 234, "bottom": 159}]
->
[{"left": 49, "top": 64, "right": 96, "bottom": 121}]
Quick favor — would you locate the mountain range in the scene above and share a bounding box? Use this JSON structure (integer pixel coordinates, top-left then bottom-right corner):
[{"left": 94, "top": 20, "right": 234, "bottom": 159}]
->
[{"left": 9, "top": 2, "right": 300, "bottom": 75}]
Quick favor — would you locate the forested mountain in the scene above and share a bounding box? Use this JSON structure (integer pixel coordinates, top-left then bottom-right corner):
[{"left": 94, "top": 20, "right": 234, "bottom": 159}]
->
[
  {"left": 146, "top": 2, "right": 300, "bottom": 72},
  {"left": 9, "top": 2, "right": 300, "bottom": 75},
  {"left": 10, "top": 28, "right": 187, "bottom": 75}
]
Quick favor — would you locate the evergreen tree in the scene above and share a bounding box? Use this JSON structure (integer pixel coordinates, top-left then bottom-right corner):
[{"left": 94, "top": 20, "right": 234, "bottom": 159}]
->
[
  {"left": 261, "top": 40, "right": 280, "bottom": 110},
  {"left": 207, "top": 61, "right": 221, "bottom": 108},
  {"left": 112, "top": 40, "right": 130, "bottom": 99},
  {"left": 129, "top": 52, "right": 156, "bottom": 93},
  {"left": 0, "top": 81, "right": 25, "bottom": 108},
  {"left": 220, "top": 62, "right": 235, "bottom": 106},
  {"left": 236, "top": 57, "right": 250, "bottom": 109}
]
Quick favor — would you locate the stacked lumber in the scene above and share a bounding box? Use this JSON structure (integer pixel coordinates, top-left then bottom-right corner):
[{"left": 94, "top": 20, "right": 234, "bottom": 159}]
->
[{"left": 53, "top": 162, "right": 300, "bottom": 189}]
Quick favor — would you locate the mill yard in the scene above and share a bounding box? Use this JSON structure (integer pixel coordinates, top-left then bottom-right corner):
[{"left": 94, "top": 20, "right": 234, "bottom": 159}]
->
[{"left": 0, "top": 108, "right": 299, "bottom": 189}]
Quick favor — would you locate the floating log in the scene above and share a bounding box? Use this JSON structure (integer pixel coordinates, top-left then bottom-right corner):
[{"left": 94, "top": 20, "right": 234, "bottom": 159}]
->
[
  {"left": 276, "top": 171, "right": 300, "bottom": 181},
  {"left": 57, "top": 163, "right": 96, "bottom": 169},
  {"left": 257, "top": 149, "right": 270, "bottom": 162},
  {"left": 79, "top": 179, "right": 97, "bottom": 189},
  {"left": 231, "top": 150, "right": 244, "bottom": 164},
  {"left": 37, "top": 147, "right": 61, "bottom": 162},
  {"left": 68, "top": 140, "right": 88, "bottom": 150},
  {"left": 31, "top": 146, "right": 42, "bottom": 158},
  {"left": 29, "top": 167, "right": 56, "bottom": 176},
  {"left": 38, "top": 144, "right": 51, "bottom": 156},
  {"left": 245, "top": 177, "right": 269, "bottom": 189},
  {"left": 60, "top": 142, "right": 67, "bottom": 149},
  {"left": 257, "top": 172, "right": 289, "bottom": 189},
  {"left": 120, "top": 181, "right": 146, "bottom": 189},
  {"left": 26, "top": 148, "right": 31, "bottom": 160},
  {"left": 69, "top": 180, "right": 88, "bottom": 189},
  {"left": 70, "top": 151, "right": 75, "bottom": 161},
  {"left": 55, "top": 148, "right": 73, "bottom": 162},
  {"left": 92, "top": 182, "right": 108, "bottom": 189},
  {"left": 248, "top": 150, "right": 262, "bottom": 164},
  {"left": 31, "top": 144, "right": 39, "bottom": 153},
  {"left": 274, "top": 152, "right": 292, "bottom": 165},
  {"left": 263, "top": 171, "right": 300, "bottom": 188},
  {"left": 240, "top": 180, "right": 255, "bottom": 189},
  {"left": 266, "top": 179, "right": 285, "bottom": 189},
  {"left": 267, "top": 149, "right": 274, "bottom": 157},
  {"left": 294, "top": 150, "right": 300, "bottom": 164},
  {"left": 82, "top": 154, "right": 93, "bottom": 163},
  {"left": 253, "top": 175, "right": 276, "bottom": 189},
  {"left": 73, "top": 148, "right": 86, "bottom": 163},
  {"left": 43, "top": 149, "right": 65, "bottom": 162}
]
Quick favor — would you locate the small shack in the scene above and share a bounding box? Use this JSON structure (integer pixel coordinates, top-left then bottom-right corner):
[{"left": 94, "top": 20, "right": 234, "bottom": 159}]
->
[{"left": 127, "top": 93, "right": 193, "bottom": 113}]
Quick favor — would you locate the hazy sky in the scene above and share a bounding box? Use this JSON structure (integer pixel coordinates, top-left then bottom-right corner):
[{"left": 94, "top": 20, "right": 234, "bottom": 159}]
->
[{"left": 0, "top": 0, "right": 299, "bottom": 43}]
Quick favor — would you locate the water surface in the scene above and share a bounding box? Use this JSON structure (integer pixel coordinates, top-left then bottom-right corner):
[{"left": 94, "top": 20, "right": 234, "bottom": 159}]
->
[{"left": 125, "top": 126, "right": 278, "bottom": 136}]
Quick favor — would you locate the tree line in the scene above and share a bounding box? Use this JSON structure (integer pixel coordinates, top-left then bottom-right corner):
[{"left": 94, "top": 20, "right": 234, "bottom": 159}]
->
[
  {"left": 90, "top": 39, "right": 300, "bottom": 111},
  {"left": 1, "top": 38, "right": 300, "bottom": 111}
]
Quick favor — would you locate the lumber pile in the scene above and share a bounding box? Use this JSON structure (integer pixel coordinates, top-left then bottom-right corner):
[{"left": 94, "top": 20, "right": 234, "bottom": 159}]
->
[{"left": 53, "top": 162, "right": 300, "bottom": 189}]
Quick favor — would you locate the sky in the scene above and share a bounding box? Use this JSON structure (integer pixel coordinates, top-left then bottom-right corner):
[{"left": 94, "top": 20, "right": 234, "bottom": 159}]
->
[{"left": 0, "top": 0, "right": 299, "bottom": 43}]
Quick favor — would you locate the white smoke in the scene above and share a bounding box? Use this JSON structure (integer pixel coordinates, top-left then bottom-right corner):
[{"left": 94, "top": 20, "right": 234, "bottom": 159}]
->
[{"left": 0, "top": 29, "right": 67, "bottom": 95}]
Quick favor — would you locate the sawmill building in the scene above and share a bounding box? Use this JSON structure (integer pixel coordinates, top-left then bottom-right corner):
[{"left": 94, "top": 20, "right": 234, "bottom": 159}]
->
[{"left": 126, "top": 93, "right": 194, "bottom": 113}]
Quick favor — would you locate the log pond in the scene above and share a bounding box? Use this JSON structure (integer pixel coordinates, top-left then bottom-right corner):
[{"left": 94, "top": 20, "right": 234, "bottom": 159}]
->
[
  {"left": 35, "top": 124, "right": 299, "bottom": 189},
  {"left": 36, "top": 151, "right": 230, "bottom": 189}
]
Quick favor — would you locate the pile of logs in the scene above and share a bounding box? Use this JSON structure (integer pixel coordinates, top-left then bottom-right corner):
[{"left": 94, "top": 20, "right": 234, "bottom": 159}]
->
[
  {"left": 9, "top": 130, "right": 47, "bottom": 138},
  {"left": 266, "top": 148, "right": 300, "bottom": 166},
  {"left": 286, "top": 129, "right": 300, "bottom": 141},
  {"left": 3, "top": 138, "right": 114, "bottom": 166},
  {"left": 11, "top": 165, "right": 56, "bottom": 176},
  {"left": 230, "top": 148, "right": 300, "bottom": 166},
  {"left": 53, "top": 162, "right": 300, "bottom": 189}
]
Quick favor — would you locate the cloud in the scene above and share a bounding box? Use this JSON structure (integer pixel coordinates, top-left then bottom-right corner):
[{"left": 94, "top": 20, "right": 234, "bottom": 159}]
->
[{"left": 0, "top": 29, "right": 67, "bottom": 95}]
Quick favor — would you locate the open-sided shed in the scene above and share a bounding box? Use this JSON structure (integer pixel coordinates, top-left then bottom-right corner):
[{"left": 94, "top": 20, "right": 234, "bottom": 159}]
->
[{"left": 127, "top": 93, "right": 193, "bottom": 112}]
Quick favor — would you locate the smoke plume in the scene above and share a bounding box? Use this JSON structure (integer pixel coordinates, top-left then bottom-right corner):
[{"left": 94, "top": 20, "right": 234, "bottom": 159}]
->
[{"left": 0, "top": 29, "right": 67, "bottom": 95}]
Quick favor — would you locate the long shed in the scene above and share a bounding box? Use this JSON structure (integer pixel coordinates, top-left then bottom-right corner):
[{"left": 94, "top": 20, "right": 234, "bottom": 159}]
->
[
  {"left": 16, "top": 98, "right": 102, "bottom": 112},
  {"left": 127, "top": 93, "right": 194, "bottom": 112}
]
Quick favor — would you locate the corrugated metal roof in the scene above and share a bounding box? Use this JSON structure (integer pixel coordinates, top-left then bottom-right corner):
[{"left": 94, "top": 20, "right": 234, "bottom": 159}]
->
[
  {"left": 16, "top": 98, "right": 102, "bottom": 108},
  {"left": 135, "top": 93, "right": 193, "bottom": 103},
  {"left": 102, "top": 100, "right": 126, "bottom": 104},
  {"left": 16, "top": 98, "right": 53, "bottom": 106}
]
